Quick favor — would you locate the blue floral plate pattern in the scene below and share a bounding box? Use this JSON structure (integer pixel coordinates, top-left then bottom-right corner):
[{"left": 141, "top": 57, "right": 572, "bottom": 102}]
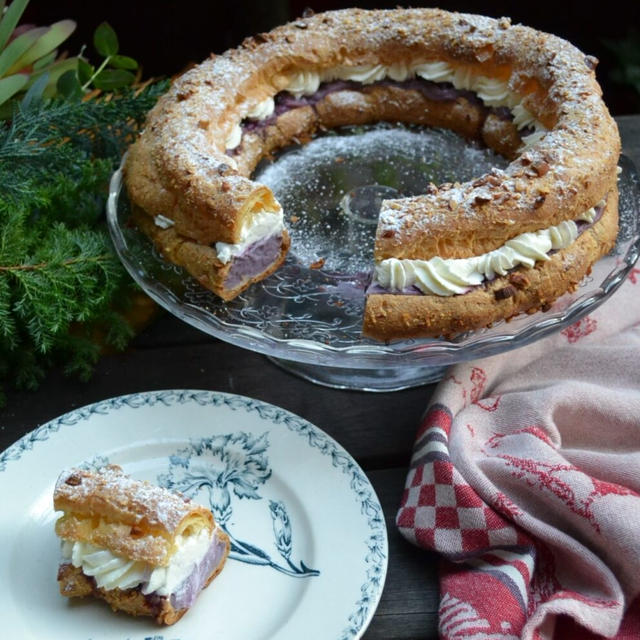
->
[{"left": 0, "top": 390, "right": 388, "bottom": 639}]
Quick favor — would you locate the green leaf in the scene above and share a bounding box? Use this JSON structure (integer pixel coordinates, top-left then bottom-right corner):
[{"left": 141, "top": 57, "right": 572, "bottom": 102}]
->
[
  {"left": 0, "top": 275, "right": 17, "bottom": 347},
  {"left": 0, "top": 73, "right": 27, "bottom": 106},
  {"left": 13, "top": 348, "right": 48, "bottom": 390},
  {"left": 603, "top": 32, "right": 640, "bottom": 65},
  {"left": 32, "top": 49, "right": 57, "bottom": 71},
  {"left": 60, "top": 334, "right": 101, "bottom": 381},
  {"left": 0, "top": 26, "right": 47, "bottom": 77},
  {"left": 625, "top": 65, "right": 640, "bottom": 83},
  {"left": 6, "top": 20, "right": 76, "bottom": 75},
  {"left": 109, "top": 54, "right": 138, "bottom": 70},
  {"left": 0, "top": 0, "right": 30, "bottom": 52},
  {"left": 93, "top": 22, "right": 118, "bottom": 57},
  {"left": 77, "top": 58, "right": 94, "bottom": 85},
  {"left": 93, "top": 68, "right": 135, "bottom": 90},
  {"left": 20, "top": 70, "right": 48, "bottom": 109},
  {"left": 56, "top": 69, "right": 82, "bottom": 100},
  {"left": 25, "top": 57, "right": 78, "bottom": 96}
]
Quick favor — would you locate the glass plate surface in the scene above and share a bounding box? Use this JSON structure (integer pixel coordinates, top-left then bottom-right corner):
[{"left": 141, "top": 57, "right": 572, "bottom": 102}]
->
[
  {"left": 0, "top": 390, "right": 387, "bottom": 639},
  {"left": 107, "top": 124, "right": 640, "bottom": 376}
]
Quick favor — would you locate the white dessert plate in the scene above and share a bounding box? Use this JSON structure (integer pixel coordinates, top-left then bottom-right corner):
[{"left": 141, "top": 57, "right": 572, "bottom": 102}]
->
[{"left": 0, "top": 390, "right": 388, "bottom": 640}]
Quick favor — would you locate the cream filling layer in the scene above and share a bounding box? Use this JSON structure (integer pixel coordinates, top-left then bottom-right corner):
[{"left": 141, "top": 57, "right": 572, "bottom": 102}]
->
[
  {"left": 215, "top": 206, "right": 284, "bottom": 264},
  {"left": 375, "top": 204, "right": 602, "bottom": 296},
  {"left": 61, "top": 527, "right": 213, "bottom": 596},
  {"left": 225, "top": 96, "right": 276, "bottom": 148},
  {"left": 226, "top": 61, "right": 547, "bottom": 150}
]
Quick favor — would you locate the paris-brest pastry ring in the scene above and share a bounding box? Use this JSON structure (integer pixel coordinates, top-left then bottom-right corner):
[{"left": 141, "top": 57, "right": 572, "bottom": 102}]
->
[{"left": 124, "top": 7, "right": 620, "bottom": 340}]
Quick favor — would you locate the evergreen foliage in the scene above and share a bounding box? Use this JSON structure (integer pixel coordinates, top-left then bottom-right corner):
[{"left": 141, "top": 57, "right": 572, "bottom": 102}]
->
[{"left": 0, "top": 80, "right": 169, "bottom": 402}]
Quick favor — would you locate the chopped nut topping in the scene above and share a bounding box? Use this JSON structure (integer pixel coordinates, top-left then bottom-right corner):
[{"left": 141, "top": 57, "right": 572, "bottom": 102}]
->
[
  {"left": 65, "top": 474, "right": 82, "bottom": 486},
  {"left": 584, "top": 55, "right": 598, "bottom": 70},
  {"left": 508, "top": 273, "right": 530, "bottom": 289},
  {"left": 176, "top": 90, "right": 192, "bottom": 102},
  {"left": 494, "top": 285, "right": 517, "bottom": 300},
  {"left": 534, "top": 195, "right": 546, "bottom": 208},
  {"left": 532, "top": 160, "right": 550, "bottom": 176}
]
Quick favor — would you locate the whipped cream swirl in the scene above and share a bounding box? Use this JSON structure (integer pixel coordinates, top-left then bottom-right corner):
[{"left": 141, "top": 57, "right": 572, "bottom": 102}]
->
[
  {"left": 225, "top": 123, "right": 243, "bottom": 150},
  {"left": 154, "top": 214, "right": 175, "bottom": 229},
  {"left": 247, "top": 96, "right": 275, "bottom": 120},
  {"left": 61, "top": 527, "right": 213, "bottom": 595},
  {"left": 282, "top": 61, "right": 546, "bottom": 148},
  {"left": 375, "top": 210, "right": 600, "bottom": 296},
  {"left": 225, "top": 60, "right": 547, "bottom": 151}
]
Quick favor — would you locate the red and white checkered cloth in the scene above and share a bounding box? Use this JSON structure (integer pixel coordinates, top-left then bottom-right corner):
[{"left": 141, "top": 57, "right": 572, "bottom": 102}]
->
[{"left": 397, "top": 272, "right": 640, "bottom": 640}]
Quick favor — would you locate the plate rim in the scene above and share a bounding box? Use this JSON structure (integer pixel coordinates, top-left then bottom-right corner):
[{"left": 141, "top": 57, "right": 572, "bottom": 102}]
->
[{"left": 0, "top": 388, "right": 389, "bottom": 640}]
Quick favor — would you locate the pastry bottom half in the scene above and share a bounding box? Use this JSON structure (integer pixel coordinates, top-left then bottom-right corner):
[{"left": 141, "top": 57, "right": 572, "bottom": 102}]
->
[
  {"left": 132, "top": 205, "right": 290, "bottom": 301},
  {"left": 363, "top": 187, "right": 619, "bottom": 341},
  {"left": 57, "top": 530, "right": 230, "bottom": 625}
]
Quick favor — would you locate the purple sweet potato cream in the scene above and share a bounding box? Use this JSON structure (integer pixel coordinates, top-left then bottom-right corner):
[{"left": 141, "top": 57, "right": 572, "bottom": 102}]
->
[
  {"left": 239, "top": 78, "right": 510, "bottom": 139},
  {"left": 225, "top": 233, "right": 283, "bottom": 289},
  {"left": 169, "top": 532, "right": 228, "bottom": 610}
]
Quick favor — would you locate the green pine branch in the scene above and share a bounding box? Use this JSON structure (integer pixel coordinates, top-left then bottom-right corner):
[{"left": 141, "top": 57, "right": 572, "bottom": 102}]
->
[{"left": 0, "top": 80, "right": 169, "bottom": 401}]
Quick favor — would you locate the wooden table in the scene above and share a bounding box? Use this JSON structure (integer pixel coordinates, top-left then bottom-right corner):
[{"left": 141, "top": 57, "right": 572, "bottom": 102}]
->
[{"left": 1, "top": 115, "right": 638, "bottom": 638}]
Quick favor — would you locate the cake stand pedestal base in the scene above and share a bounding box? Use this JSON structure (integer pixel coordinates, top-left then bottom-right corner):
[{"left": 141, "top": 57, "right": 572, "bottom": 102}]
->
[{"left": 266, "top": 357, "right": 447, "bottom": 392}]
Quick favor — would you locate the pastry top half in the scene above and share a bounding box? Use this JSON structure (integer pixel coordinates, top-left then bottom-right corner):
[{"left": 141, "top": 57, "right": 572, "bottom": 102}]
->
[
  {"left": 125, "top": 7, "right": 619, "bottom": 259},
  {"left": 54, "top": 465, "right": 214, "bottom": 567}
]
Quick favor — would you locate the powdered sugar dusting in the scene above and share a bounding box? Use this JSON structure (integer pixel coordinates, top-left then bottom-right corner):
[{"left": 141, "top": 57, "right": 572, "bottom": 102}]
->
[
  {"left": 55, "top": 465, "right": 194, "bottom": 534},
  {"left": 127, "top": 7, "right": 619, "bottom": 276},
  {"left": 255, "top": 124, "right": 507, "bottom": 271}
]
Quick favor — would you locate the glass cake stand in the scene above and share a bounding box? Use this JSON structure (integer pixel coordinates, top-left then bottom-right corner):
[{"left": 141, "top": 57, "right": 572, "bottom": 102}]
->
[{"left": 107, "top": 124, "right": 640, "bottom": 391}]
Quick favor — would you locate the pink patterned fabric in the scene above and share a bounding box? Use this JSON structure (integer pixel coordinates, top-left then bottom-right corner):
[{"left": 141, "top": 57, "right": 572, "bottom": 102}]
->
[{"left": 397, "top": 273, "right": 640, "bottom": 639}]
